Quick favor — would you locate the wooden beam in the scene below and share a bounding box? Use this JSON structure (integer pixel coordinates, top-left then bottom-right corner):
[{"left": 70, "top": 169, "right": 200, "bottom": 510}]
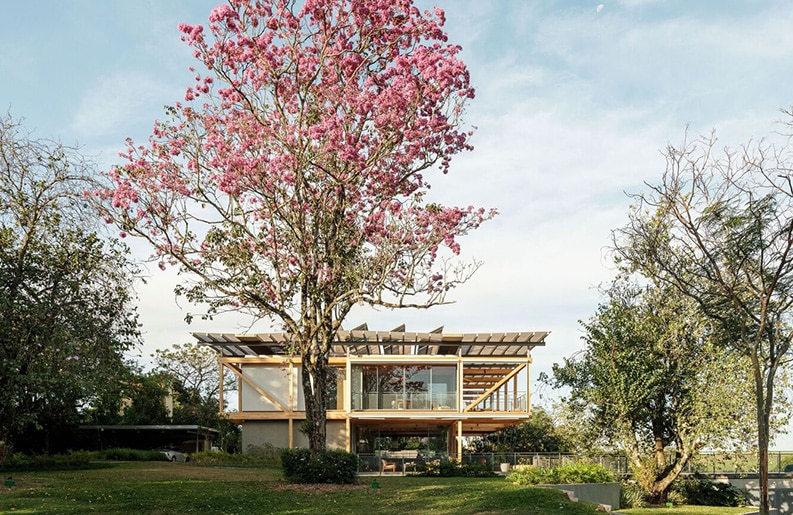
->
[{"left": 464, "top": 363, "right": 526, "bottom": 412}]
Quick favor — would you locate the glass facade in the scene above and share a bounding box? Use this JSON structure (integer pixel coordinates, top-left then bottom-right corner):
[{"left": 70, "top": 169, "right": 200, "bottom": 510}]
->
[{"left": 351, "top": 364, "right": 457, "bottom": 410}]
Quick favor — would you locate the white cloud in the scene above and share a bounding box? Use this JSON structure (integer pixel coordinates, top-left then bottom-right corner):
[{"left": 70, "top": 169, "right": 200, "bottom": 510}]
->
[{"left": 68, "top": 72, "right": 176, "bottom": 142}]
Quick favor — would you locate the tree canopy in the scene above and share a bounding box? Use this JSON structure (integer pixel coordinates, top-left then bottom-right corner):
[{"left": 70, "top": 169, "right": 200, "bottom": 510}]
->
[
  {"left": 470, "top": 406, "right": 575, "bottom": 454},
  {"left": 552, "top": 278, "right": 755, "bottom": 503},
  {"left": 0, "top": 113, "right": 140, "bottom": 452},
  {"left": 152, "top": 343, "right": 240, "bottom": 451},
  {"left": 613, "top": 123, "right": 793, "bottom": 513},
  {"left": 98, "top": 0, "right": 492, "bottom": 453}
]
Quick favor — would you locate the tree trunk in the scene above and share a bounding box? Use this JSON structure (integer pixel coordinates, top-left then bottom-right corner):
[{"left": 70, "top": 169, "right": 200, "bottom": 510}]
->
[
  {"left": 753, "top": 349, "right": 771, "bottom": 515},
  {"left": 301, "top": 342, "right": 329, "bottom": 456}
]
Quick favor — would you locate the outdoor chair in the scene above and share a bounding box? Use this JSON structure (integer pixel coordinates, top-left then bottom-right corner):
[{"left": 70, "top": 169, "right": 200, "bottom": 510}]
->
[{"left": 381, "top": 459, "right": 397, "bottom": 473}]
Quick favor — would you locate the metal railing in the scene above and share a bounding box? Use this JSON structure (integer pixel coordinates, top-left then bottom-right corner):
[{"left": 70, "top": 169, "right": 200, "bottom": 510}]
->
[
  {"left": 351, "top": 392, "right": 457, "bottom": 411},
  {"left": 358, "top": 450, "right": 793, "bottom": 476}
]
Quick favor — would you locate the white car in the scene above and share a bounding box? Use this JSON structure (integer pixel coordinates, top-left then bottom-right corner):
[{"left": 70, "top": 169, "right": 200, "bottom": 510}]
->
[{"left": 157, "top": 448, "right": 185, "bottom": 462}]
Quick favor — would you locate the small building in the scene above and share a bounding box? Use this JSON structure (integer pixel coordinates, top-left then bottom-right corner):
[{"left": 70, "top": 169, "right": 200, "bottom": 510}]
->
[
  {"left": 194, "top": 325, "right": 548, "bottom": 461},
  {"left": 77, "top": 424, "right": 219, "bottom": 453}
]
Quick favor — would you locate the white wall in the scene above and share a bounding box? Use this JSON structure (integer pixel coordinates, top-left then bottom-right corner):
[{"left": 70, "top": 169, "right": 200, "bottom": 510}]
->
[{"left": 240, "top": 364, "right": 305, "bottom": 411}]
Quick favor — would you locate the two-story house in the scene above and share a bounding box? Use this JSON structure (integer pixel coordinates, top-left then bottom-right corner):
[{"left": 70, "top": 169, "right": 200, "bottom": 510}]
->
[{"left": 194, "top": 324, "right": 548, "bottom": 462}]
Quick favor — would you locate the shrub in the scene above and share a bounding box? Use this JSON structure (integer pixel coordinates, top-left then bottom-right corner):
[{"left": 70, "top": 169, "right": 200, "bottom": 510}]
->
[
  {"left": 507, "top": 463, "right": 615, "bottom": 485},
  {"left": 411, "top": 458, "right": 495, "bottom": 477},
  {"left": 0, "top": 451, "right": 103, "bottom": 471},
  {"left": 245, "top": 443, "right": 282, "bottom": 466},
  {"left": 101, "top": 448, "right": 168, "bottom": 461},
  {"left": 620, "top": 480, "right": 649, "bottom": 508},
  {"left": 670, "top": 474, "right": 747, "bottom": 507},
  {"left": 281, "top": 448, "right": 358, "bottom": 484},
  {"left": 189, "top": 445, "right": 282, "bottom": 468}
]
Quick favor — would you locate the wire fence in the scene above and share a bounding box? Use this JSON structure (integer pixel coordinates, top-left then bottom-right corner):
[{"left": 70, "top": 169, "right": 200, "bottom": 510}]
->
[{"left": 358, "top": 450, "right": 793, "bottom": 475}]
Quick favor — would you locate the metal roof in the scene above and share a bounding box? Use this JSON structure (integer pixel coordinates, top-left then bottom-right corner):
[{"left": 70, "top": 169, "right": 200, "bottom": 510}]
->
[{"left": 193, "top": 324, "right": 548, "bottom": 358}]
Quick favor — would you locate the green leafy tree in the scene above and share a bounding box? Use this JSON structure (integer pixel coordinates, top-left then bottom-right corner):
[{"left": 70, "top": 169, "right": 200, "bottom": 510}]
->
[
  {"left": 471, "top": 406, "right": 574, "bottom": 453},
  {"left": 0, "top": 113, "right": 140, "bottom": 452},
  {"left": 613, "top": 124, "right": 793, "bottom": 513},
  {"left": 152, "top": 343, "right": 240, "bottom": 451},
  {"left": 117, "top": 372, "right": 172, "bottom": 426},
  {"left": 552, "top": 279, "right": 755, "bottom": 503}
]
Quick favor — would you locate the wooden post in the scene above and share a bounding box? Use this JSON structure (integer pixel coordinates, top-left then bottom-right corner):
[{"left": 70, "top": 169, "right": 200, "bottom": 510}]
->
[
  {"left": 218, "top": 362, "right": 224, "bottom": 414},
  {"left": 512, "top": 374, "right": 517, "bottom": 411},
  {"left": 457, "top": 354, "right": 464, "bottom": 412},
  {"left": 237, "top": 370, "right": 243, "bottom": 413},
  {"left": 289, "top": 360, "right": 294, "bottom": 449},
  {"left": 457, "top": 420, "right": 463, "bottom": 462},
  {"left": 526, "top": 355, "right": 532, "bottom": 414}
]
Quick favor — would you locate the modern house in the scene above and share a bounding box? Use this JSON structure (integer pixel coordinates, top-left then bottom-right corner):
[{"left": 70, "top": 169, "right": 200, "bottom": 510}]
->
[{"left": 194, "top": 325, "right": 548, "bottom": 461}]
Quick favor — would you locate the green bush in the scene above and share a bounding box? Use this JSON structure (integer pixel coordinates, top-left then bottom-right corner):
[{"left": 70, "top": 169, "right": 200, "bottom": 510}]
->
[
  {"left": 100, "top": 448, "right": 168, "bottom": 461},
  {"left": 190, "top": 444, "right": 280, "bottom": 467},
  {"left": 0, "top": 451, "right": 103, "bottom": 471},
  {"left": 413, "top": 459, "right": 495, "bottom": 477},
  {"left": 507, "top": 463, "right": 615, "bottom": 485},
  {"left": 281, "top": 448, "right": 358, "bottom": 484},
  {"left": 620, "top": 480, "right": 649, "bottom": 508},
  {"left": 245, "top": 443, "right": 282, "bottom": 466},
  {"left": 670, "top": 474, "right": 747, "bottom": 507}
]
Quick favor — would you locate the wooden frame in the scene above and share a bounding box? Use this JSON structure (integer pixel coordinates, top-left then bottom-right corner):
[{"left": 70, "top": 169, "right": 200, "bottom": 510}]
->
[{"left": 201, "top": 328, "right": 547, "bottom": 450}]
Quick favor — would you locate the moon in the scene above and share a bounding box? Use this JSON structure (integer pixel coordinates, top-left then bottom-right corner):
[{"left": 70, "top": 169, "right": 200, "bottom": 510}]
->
[{"left": 597, "top": 4, "right": 604, "bottom": 13}]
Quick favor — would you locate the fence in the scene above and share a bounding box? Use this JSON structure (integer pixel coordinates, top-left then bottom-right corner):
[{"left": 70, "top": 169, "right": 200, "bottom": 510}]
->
[{"left": 358, "top": 450, "right": 793, "bottom": 476}]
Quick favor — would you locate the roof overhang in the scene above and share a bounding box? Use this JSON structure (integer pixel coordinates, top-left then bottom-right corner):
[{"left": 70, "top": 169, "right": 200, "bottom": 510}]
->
[{"left": 194, "top": 324, "right": 548, "bottom": 359}]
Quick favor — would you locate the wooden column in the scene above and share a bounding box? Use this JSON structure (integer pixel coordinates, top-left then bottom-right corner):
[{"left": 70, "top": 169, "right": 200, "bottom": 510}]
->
[
  {"left": 218, "top": 362, "right": 224, "bottom": 414},
  {"left": 456, "top": 420, "right": 463, "bottom": 462},
  {"left": 237, "top": 372, "right": 243, "bottom": 412},
  {"left": 526, "top": 355, "right": 532, "bottom": 414},
  {"left": 513, "top": 374, "right": 518, "bottom": 411},
  {"left": 288, "top": 361, "right": 294, "bottom": 449}
]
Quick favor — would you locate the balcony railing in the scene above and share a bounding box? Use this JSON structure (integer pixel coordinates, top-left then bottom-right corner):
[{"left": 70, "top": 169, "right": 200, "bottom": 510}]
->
[
  {"left": 463, "top": 392, "right": 528, "bottom": 412},
  {"left": 351, "top": 392, "right": 457, "bottom": 411}
]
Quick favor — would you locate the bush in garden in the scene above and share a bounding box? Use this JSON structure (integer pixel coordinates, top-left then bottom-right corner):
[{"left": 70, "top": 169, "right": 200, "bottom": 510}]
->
[
  {"left": 507, "top": 463, "right": 615, "bottom": 485},
  {"left": 620, "top": 480, "right": 649, "bottom": 508},
  {"left": 101, "top": 448, "right": 168, "bottom": 461},
  {"left": 669, "top": 474, "right": 748, "bottom": 507},
  {"left": 413, "top": 458, "right": 495, "bottom": 477},
  {"left": 0, "top": 451, "right": 104, "bottom": 471},
  {"left": 281, "top": 448, "right": 358, "bottom": 484}
]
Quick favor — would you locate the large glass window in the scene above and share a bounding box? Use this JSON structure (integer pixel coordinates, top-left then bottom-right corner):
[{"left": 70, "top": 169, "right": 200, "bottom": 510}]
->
[{"left": 351, "top": 364, "right": 457, "bottom": 410}]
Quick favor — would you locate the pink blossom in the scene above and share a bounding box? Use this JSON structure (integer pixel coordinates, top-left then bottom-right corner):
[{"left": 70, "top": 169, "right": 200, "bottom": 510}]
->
[{"left": 96, "top": 0, "right": 494, "bottom": 333}]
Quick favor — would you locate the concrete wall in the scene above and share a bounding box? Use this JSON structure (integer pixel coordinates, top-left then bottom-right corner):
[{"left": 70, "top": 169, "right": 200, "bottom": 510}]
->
[
  {"left": 714, "top": 476, "right": 793, "bottom": 513},
  {"left": 241, "top": 421, "right": 308, "bottom": 451},
  {"left": 326, "top": 420, "right": 347, "bottom": 450},
  {"left": 543, "top": 483, "right": 621, "bottom": 511}
]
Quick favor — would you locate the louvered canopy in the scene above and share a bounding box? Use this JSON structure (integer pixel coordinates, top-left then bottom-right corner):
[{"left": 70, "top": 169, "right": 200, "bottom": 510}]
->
[{"left": 193, "top": 324, "right": 548, "bottom": 358}]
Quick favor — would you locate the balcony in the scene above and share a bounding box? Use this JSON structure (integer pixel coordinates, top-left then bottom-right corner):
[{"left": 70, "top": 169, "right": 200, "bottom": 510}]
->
[{"left": 351, "top": 392, "right": 457, "bottom": 411}]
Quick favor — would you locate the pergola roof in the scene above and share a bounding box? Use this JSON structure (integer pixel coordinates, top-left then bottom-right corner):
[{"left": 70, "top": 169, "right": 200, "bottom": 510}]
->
[{"left": 194, "top": 324, "right": 548, "bottom": 358}]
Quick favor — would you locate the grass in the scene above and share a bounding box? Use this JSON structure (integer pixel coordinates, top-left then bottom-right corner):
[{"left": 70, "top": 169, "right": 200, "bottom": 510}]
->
[
  {"left": 615, "top": 507, "right": 749, "bottom": 515},
  {"left": 0, "top": 461, "right": 606, "bottom": 514}
]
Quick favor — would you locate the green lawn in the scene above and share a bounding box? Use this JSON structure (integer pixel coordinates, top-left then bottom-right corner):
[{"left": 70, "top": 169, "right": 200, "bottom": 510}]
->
[
  {"left": 0, "top": 462, "right": 757, "bottom": 514},
  {"left": 0, "top": 462, "right": 603, "bottom": 514},
  {"left": 615, "top": 507, "right": 749, "bottom": 515}
]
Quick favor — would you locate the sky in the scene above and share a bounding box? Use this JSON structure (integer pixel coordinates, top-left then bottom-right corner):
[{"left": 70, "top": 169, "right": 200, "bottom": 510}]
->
[{"left": 3, "top": 0, "right": 793, "bottom": 446}]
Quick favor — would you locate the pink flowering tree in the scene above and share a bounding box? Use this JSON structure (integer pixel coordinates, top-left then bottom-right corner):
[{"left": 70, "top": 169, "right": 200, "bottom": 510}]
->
[{"left": 98, "top": 0, "right": 494, "bottom": 454}]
